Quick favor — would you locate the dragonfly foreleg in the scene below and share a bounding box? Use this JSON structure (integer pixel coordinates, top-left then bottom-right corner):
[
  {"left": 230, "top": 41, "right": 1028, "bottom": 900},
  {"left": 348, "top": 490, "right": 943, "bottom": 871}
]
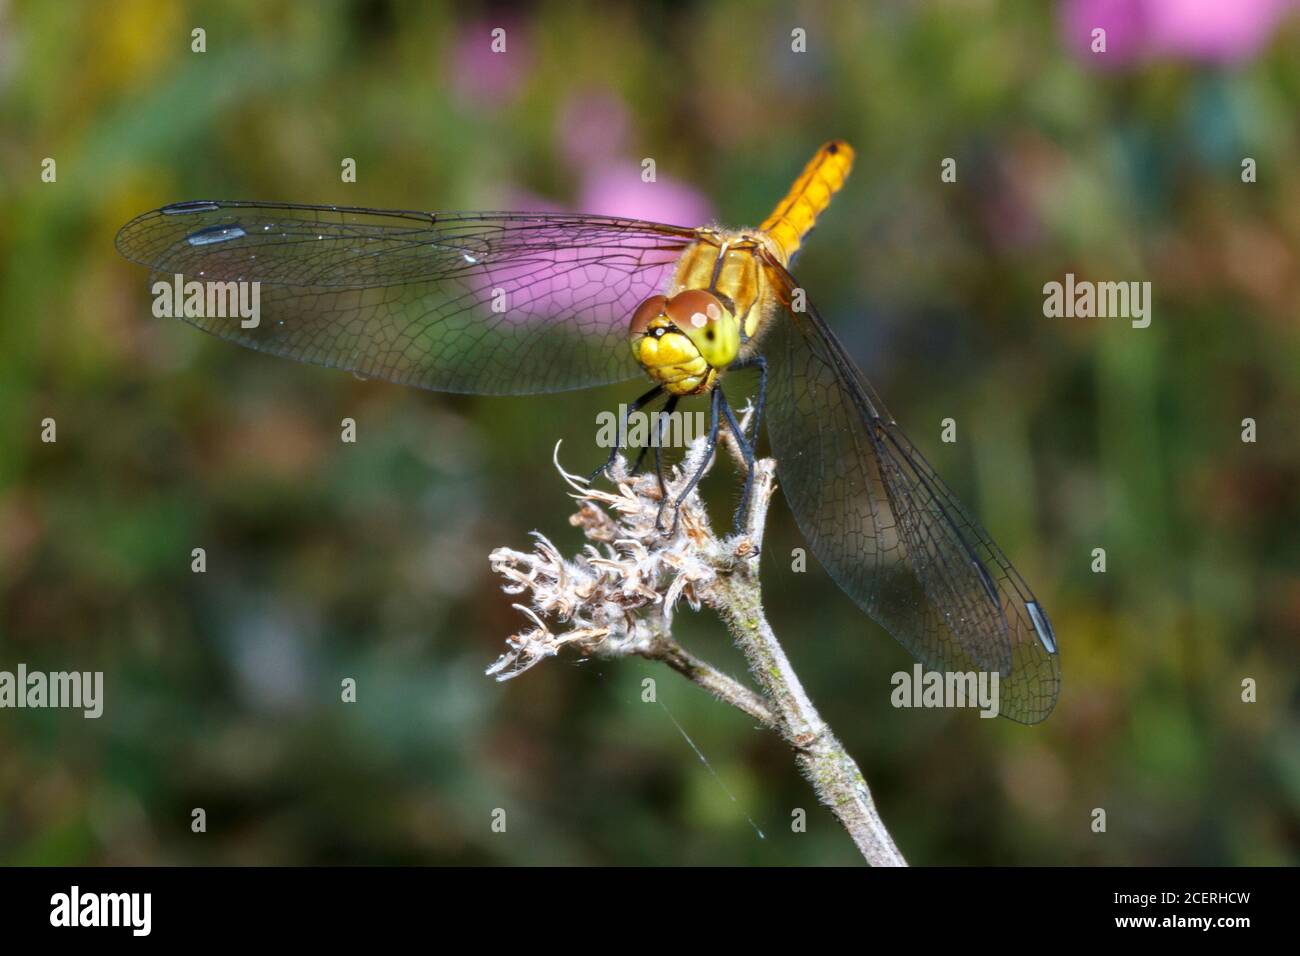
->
[
  {"left": 717, "top": 389, "right": 757, "bottom": 533},
  {"left": 631, "top": 392, "right": 675, "bottom": 475},
  {"left": 657, "top": 386, "right": 721, "bottom": 536},
  {"left": 651, "top": 395, "right": 679, "bottom": 507},
  {"left": 589, "top": 384, "right": 664, "bottom": 483}
]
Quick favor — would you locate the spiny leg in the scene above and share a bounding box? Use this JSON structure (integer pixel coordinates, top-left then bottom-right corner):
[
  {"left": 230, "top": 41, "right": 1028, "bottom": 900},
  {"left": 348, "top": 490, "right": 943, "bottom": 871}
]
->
[
  {"left": 631, "top": 392, "right": 675, "bottom": 476},
  {"left": 729, "top": 353, "right": 768, "bottom": 446},
  {"left": 631, "top": 441, "right": 652, "bottom": 476},
  {"left": 657, "top": 386, "right": 721, "bottom": 535},
  {"left": 750, "top": 354, "right": 767, "bottom": 447},
  {"left": 588, "top": 384, "right": 663, "bottom": 483},
  {"left": 718, "top": 389, "right": 757, "bottom": 533},
  {"left": 650, "top": 395, "right": 679, "bottom": 508}
]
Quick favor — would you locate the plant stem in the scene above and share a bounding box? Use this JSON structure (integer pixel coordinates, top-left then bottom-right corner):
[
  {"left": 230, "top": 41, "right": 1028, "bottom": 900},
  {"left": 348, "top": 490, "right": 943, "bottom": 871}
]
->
[
  {"left": 494, "top": 441, "right": 906, "bottom": 865},
  {"left": 639, "top": 630, "right": 776, "bottom": 728},
  {"left": 710, "top": 572, "right": 907, "bottom": 866},
  {"left": 705, "top": 458, "right": 906, "bottom": 866}
]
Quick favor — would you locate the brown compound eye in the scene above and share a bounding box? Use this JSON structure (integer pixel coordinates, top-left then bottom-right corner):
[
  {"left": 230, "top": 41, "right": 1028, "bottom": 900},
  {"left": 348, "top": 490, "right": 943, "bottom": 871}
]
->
[
  {"left": 666, "top": 289, "right": 725, "bottom": 331},
  {"left": 630, "top": 295, "right": 668, "bottom": 336}
]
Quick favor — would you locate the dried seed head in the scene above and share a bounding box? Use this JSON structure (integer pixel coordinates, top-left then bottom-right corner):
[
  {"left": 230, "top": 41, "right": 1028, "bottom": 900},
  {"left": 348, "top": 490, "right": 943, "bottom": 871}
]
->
[{"left": 486, "top": 440, "right": 727, "bottom": 680}]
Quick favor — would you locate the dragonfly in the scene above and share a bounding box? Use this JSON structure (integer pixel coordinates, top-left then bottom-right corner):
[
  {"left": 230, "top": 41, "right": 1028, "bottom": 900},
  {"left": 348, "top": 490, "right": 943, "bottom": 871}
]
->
[{"left": 116, "top": 140, "right": 1060, "bottom": 723}]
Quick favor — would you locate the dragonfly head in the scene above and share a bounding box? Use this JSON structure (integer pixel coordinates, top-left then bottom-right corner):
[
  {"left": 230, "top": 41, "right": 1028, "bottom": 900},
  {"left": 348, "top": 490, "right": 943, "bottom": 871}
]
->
[{"left": 629, "top": 290, "right": 740, "bottom": 394}]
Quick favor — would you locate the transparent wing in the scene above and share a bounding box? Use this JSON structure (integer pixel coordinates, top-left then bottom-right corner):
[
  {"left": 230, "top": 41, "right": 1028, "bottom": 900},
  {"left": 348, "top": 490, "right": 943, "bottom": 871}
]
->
[
  {"left": 760, "top": 258, "right": 1060, "bottom": 723},
  {"left": 116, "top": 201, "right": 698, "bottom": 395}
]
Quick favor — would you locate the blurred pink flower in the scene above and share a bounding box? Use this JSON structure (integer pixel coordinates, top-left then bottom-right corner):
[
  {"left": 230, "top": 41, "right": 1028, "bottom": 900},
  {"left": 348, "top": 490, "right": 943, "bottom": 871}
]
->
[
  {"left": 1061, "top": 0, "right": 1147, "bottom": 65},
  {"left": 556, "top": 90, "right": 631, "bottom": 173},
  {"left": 1146, "top": 0, "right": 1297, "bottom": 61},
  {"left": 465, "top": 161, "right": 709, "bottom": 328},
  {"left": 1061, "top": 0, "right": 1298, "bottom": 67},
  {"left": 498, "top": 188, "right": 565, "bottom": 215},
  {"left": 580, "top": 162, "right": 712, "bottom": 227},
  {"left": 467, "top": 107, "right": 713, "bottom": 325},
  {"left": 450, "top": 19, "right": 529, "bottom": 106}
]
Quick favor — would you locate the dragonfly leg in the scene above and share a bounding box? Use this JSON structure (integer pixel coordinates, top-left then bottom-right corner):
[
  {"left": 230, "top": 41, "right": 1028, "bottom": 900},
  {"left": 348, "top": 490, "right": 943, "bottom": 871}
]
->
[
  {"left": 631, "top": 392, "right": 681, "bottom": 476},
  {"left": 588, "top": 384, "right": 663, "bottom": 483},
  {"left": 630, "top": 443, "right": 651, "bottom": 475},
  {"left": 718, "top": 389, "right": 757, "bottom": 533},
  {"left": 657, "top": 386, "right": 720, "bottom": 535},
  {"left": 751, "top": 354, "right": 767, "bottom": 444},
  {"left": 651, "top": 395, "right": 679, "bottom": 504},
  {"left": 729, "top": 353, "right": 768, "bottom": 444}
]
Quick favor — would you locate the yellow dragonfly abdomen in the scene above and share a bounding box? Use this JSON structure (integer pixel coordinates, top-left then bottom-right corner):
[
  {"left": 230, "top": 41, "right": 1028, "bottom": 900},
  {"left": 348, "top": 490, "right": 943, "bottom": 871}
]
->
[{"left": 758, "top": 139, "right": 855, "bottom": 266}]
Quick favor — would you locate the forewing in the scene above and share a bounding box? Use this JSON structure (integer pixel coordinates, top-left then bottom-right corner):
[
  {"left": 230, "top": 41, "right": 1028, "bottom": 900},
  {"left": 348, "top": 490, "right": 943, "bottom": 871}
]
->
[
  {"left": 116, "top": 201, "right": 697, "bottom": 395},
  {"left": 761, "top": 260, "right": 1060, "bottom": 723}
]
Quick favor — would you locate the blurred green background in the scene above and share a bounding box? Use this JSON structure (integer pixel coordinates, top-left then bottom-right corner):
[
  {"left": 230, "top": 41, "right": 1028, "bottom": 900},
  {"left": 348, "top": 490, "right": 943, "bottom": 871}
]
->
[{"left": 1, "top": 0, "right": 1298, "bottom": 865}]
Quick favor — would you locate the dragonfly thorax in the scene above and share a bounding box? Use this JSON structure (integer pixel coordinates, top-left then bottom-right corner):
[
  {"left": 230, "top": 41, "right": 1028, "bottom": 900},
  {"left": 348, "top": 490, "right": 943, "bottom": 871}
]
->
[{"left": 629, "top": 289, "right": 740, "bottom": 395}]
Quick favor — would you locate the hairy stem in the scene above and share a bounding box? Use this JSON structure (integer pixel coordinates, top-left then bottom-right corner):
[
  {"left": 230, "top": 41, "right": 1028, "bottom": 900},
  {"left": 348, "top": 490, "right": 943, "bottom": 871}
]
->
[
  {"left": 639, "top": 631, "right": 776, "bottom": 728},
  {"left": 709, "top": 572, "right": 907, "bottom": 867},
  {"left": 705, "top": 458, "right": 906, "bottom": 866}
]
